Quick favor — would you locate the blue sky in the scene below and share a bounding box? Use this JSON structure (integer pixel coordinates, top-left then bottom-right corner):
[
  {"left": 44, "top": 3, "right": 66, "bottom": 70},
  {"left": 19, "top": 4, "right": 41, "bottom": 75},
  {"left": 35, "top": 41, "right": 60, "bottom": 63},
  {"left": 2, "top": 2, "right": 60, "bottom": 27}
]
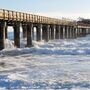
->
[{"left": 0, "top": 0, "right": 90, "bottom": 19}]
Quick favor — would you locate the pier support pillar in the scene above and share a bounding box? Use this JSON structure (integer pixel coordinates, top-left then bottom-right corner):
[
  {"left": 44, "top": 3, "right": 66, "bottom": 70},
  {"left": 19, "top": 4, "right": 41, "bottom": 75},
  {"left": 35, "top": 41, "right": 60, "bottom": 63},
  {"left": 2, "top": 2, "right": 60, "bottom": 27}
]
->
[
  {"left": 0, "top": 21, "right": 6, "bottom": 50},
  {"left": 68, "top": 26, "right": 71, "bottom": 39},
  {"left": 88, "top": 28, "right": 90, "bottom": 34},
  {"left": 5, "top": 25, "right": 8, "bottom": 39},
  {"left": 64, "top": 26, "right": 68, "bottom": 39},
  {"left": 22, "top": 25, "right": 27, "bottom": 38},
  {"left": 36, "top": 24, "right": 42, "bottom": 41},
  {"left": 13, "top": 23, "right": 20, "bottom": 48},
  {"left": 42, "top": 26, "right": 45, "bottom": 40},
  {"left": 71, "top": 26, "right": 74, "bottom": 38},
  {"left": 79, "top": 28, "right": 82, "bottom": 37},
  {"left": 42, "top": 25, "right": 49, "bottom": 42},
  {"left": 77, "top": 28, "right": 80, "bottom": 37},
  {"left": 26, "top": 23, "right": 33, "bottom": 47},
  {"left": 77, "top": 27, "right": 79, "bottom": 37},
  {"left": 49, "top": 27, "right": 51, "bottom": 40},
  {"left": 82, "top": 28, "right": 86, "bottom": 37},
  {"left": 86, "top": 29, "right": 88, "bottom": 34},
  {"left": 80, "top": 28, "right": 82, "bottom": 36},
  {"left": 73, "top": 28, "right": 77, "bottom": 38},
  {"left": 51, "top": 25, "right": 55, "bottom": 40},
  {"left": 32, "top": 27, "right": 34, "bottom": 40},
  {"left": 60, "top": 26, "right": 64, "bottom": 39},
  {"left": 55, "top": 25, "right": 60, "bottom": 39}
]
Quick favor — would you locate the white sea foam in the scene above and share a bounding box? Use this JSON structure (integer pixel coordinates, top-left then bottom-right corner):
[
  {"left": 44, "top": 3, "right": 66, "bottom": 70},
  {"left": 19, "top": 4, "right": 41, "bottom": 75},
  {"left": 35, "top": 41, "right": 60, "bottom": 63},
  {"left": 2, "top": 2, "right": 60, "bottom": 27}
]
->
[{"left": 0, "top": 35, "right": 90, "bottom": 89}]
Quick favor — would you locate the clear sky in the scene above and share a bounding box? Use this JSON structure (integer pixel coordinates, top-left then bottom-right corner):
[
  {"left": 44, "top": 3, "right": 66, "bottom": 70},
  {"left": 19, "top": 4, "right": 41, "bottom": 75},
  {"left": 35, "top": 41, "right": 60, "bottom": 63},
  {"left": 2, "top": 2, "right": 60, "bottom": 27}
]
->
[{"left": 0, "top": 0, "right": 90, "bottom": 19}]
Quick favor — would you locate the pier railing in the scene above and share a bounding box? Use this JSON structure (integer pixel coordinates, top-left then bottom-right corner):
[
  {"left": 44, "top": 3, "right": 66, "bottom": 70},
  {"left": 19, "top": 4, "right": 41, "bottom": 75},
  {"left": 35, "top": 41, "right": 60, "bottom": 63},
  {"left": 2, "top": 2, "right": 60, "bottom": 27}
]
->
[{"left": 0, "top": 9, "right": 75, "bottom": 25}]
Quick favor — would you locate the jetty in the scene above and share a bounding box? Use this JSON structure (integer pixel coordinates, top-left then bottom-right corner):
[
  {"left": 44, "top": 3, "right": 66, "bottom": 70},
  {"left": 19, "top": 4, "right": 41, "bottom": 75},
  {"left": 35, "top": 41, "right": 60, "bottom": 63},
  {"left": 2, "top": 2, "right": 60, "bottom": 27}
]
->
[{"left": 0, "top": 9, "right": 90, "bottom": 50}]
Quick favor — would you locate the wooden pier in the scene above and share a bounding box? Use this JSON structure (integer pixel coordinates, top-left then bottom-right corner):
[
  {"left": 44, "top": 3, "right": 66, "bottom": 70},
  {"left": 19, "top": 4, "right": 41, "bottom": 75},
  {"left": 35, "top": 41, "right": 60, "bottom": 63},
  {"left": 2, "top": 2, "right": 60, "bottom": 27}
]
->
[{"left": 0, "top": 9, "right": 90, "bottom": 50}]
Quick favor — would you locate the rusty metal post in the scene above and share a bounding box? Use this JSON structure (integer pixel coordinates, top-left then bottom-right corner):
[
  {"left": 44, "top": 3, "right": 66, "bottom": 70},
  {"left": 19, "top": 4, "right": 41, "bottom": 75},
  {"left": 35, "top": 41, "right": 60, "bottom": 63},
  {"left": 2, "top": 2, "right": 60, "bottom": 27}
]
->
[
  {"left": 13, "top": 23, "right": 20, "bottom": 48},
  {"left": 0, "top": 21, "right": 6, "bottom": 50}
]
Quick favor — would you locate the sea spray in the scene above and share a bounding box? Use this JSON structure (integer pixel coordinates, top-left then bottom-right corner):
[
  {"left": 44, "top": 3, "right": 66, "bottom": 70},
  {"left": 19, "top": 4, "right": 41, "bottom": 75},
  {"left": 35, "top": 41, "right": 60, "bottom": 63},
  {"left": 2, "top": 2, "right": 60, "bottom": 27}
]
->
[{"left": 0, "top": 35, "right": 90, "bottom": 89}]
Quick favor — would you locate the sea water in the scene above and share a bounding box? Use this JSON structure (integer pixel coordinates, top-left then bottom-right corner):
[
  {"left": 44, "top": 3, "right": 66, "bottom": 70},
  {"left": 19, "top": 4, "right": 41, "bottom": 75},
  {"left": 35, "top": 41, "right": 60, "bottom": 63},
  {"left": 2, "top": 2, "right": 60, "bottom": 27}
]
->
[{"left": 0, "top": 32, "right": 90, "bottom": 90}]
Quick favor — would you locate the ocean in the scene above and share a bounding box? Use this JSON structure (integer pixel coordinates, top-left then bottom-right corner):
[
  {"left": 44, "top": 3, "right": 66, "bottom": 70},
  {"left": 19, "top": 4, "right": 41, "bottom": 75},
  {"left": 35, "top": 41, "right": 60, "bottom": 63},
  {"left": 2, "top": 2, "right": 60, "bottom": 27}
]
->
[{"left": 0, "top": 32, "right": 90, "bottom": 90}]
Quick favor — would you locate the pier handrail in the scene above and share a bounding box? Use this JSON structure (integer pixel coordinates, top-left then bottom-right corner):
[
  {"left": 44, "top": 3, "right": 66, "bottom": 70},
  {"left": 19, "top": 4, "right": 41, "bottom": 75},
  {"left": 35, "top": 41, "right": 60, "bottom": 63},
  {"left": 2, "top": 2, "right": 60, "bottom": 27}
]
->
[{"left": 0, "top": 9, "right": 75, "bottom": 25}]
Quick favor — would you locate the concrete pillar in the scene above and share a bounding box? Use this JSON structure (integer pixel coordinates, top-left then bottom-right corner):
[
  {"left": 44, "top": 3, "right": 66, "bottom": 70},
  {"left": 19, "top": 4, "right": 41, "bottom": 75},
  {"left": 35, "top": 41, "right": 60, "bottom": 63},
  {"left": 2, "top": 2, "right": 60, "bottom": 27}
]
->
[
  {"left": 45, "top": 25, "right": 49, "bottom": 42},
  {"left": 71, "top": 26, "right": 74, "bottom": 38},
  {"left": 75, "top": 28, "right": 77, "bottom": 37},
  {"left": 5, "top": 25, "right": 8, "bottom": 39},
  {"left": 68, "top": 26, "right": 71, "bottom": 39},
  {"left": 86, "top": 28, "right": 89, "bottom": 34},
  {"left": 77, "top": 28, "right": 80, "bottom": 37},
  {"left": 86, "top": 29, "right": 88, "bottom": 34},
  {"left": 79, "top": 28, "right": 82, "bottom": 37},
  {"left": 51, "top": 25, "right": 55, "bottom": 39},
  {"left": 60, "top": 26, "right": 63, "bottom": 39},
  {"left": 32, "top": 27, "right": 34, "bottom": 40},
  {"left": 80, "top": 28, "right": 83, "bottom": 37},
  {"left": 0, "top": 21, "right": 6, "bottom": 50},
  {"left": 22, "top": 25, "right": 27, "bottom": 38},
  {"left": 55, "top": 25, "right": 60, "bottom": 39},
  {"left": 13, "top": 23, "right": 20, "bottom": 48},
  {"left": 73, "top": 28, "right": 77, "bottom": 38},
  {"left": 76, "top": 28, "right": 78, "bottom": 37},
  {"left": 49, "top": 28, "right": 51, "bottom": 40},
  {"left": 42, "top": 25, "right": 49, "bottom": 42},
  {"left": 88, "top": 28, "right": 90, "bottom": 34},
  {"left": 26, "top": 23, "right": 33, "bottom": 47},
  {"left": 82, "top": 28, "right": 86, "bottom": 37},
  {"left": 42, "top": 26, "right": 46, "bottom": 40},
  {"left": 64, "top": 26, "right": 68, "bottom": 39},
  {"left": 36, "top": 24, "right": 41, "bottom": 41}
]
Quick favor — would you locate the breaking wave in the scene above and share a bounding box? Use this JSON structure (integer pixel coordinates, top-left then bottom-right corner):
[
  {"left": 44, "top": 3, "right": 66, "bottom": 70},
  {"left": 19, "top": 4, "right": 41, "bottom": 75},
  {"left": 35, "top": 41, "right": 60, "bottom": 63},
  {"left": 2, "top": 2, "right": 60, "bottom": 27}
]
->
[
  {"left": 1, "top": 35, "right": 90, "bottom": 56},
  {"left": 0, "top": 33, "right": 90, "bottom": 90}
]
